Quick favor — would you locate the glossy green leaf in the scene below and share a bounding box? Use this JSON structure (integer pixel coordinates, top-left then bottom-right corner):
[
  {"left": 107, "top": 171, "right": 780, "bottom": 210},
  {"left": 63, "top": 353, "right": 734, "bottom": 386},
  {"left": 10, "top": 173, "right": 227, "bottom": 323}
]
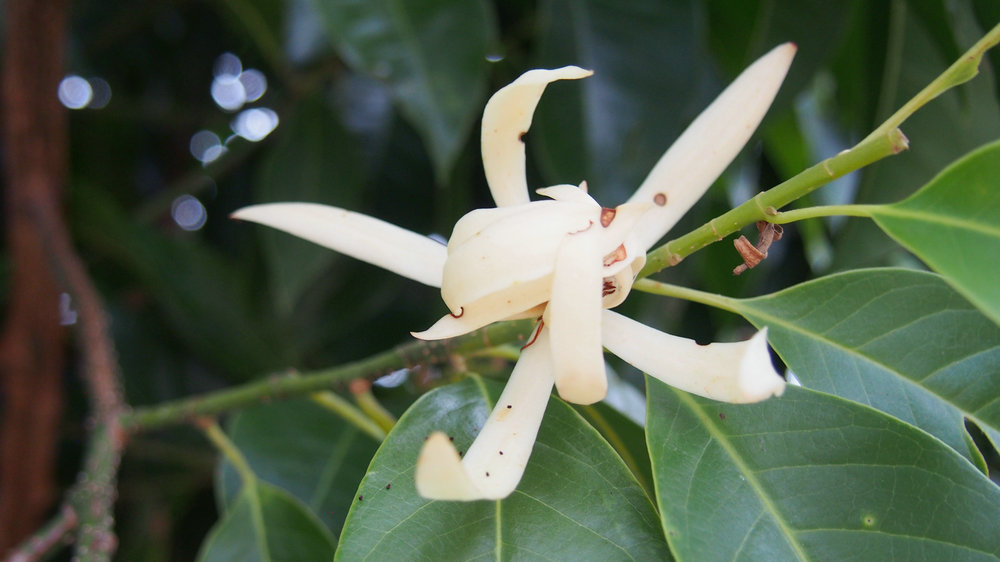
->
[
  {"left": 647, "top": 382, "right": 1000, "bottom": 560},
  {"left": 728, "top": 268, "right": 1000, "bottom": 463},
  {"left": 217, "top": 398, "right": 379, "bottom": 535},
  {"left": 337, "top": 376, "right": 670, "bottom": 560},
  {"left": 254, "top": 95, "right": 365, "bottom": 316},
  {"left": 199, "top": 481, "right": 336, "bottom": 561},
  {"left": 868, "top": 140, "right": 1000, "bottom": 325},
  {"left": 574, "top": 401, "right": 654, "bottom": 499},
  {"left": 311, "top": 0, "right": 494, "bottom": 181}
]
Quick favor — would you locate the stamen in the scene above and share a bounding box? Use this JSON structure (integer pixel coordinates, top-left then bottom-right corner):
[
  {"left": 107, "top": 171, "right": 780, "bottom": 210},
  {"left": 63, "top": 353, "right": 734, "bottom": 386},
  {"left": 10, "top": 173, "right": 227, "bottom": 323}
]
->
[
  {"left": 602, "top": 244, "right": 627, "bottom": 267},
  {"left": 600, "top": 207, "right": 616, "bottom": 227}
]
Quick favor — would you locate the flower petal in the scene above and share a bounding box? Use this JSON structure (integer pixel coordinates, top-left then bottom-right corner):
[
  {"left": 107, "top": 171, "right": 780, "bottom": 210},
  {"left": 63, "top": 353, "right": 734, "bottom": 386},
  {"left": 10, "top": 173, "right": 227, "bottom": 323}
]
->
[
  {"left": 415, "top": 325, "right": 555, "bottom": 500},
  {"left": 627, "top": 43, "right": 796, "bottom": 252},
  {"left": 482, "top": 66, "right": 593, "bottom": 207},
  {"left": 545, "top": 230, "right": 607, "bottom": 404},
  {"left": 232, "top": 203, "right": 446, "bottom": 287},
  {"left": 601, "top": 310, "right": 784, "bottom": 403},
  {"left": 440, "top": 200, "right": 596, "bottom": 313},
  {"left": 411, "top": 277, "right": 550, "bottom": 340}
]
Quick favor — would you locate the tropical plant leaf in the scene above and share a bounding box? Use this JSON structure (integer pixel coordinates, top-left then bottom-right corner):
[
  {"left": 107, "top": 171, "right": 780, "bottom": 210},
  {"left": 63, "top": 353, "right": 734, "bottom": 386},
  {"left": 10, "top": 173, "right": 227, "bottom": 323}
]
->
[
  {"left": 647, "top": 381, "right": 1000, "bottom": 561},
  {"left": 198, "top": 480, "right": 337, "bottom": 561},
  {"left": 868, "top": 140, "right": 1000, "bottom": 325},
  {"left": 216, "top": 398, "right": 380, "bottom": 535},
  {"left": 336, "top": 376, "right": 670, "bottom": 560},
  {"left": 311, "top": 0, "right": 495, "bottom": 181},
  {"left": 728, "top": 268, "right": 1000, "bottom": 464},
  {"left": 573, "top": 401, "right": 654, "bottom": 499}
]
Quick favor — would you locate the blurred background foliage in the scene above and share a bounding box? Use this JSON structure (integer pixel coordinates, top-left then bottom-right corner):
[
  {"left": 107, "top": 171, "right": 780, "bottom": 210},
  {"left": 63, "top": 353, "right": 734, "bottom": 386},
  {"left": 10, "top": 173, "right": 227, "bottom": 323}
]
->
[{"left": 3, "top": 0, "right": 999, "bottom": 558}]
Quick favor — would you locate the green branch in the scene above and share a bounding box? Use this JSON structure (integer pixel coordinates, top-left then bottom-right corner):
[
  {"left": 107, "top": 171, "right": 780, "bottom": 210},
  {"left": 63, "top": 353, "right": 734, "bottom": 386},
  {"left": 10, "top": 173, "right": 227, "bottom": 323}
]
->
[
  {"left": 640, "top": 19, "right": 1000, "bottom": 278},
  {"left": 122, "top": 320, "right": 533, "bottom": 431}
]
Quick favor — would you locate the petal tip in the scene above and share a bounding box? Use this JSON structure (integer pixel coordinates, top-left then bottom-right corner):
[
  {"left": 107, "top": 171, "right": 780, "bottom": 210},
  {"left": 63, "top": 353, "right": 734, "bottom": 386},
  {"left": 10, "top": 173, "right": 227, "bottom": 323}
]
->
[{"left": 738, "top": 328, "right": 786, "bottom": 402}]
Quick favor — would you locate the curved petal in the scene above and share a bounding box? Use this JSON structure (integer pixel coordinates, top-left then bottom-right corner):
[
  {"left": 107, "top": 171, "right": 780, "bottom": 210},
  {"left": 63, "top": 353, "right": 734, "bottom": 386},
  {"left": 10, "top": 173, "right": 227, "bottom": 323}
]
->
[
  {"left": 545, "top": 229, "right": 607, "bottom": 405},
  {"left": 601, "top": 310, "right": 784, "bottom": 403},
  {"left": 536, "top": 183, "right": 599, "bottom": 206},
  {"left": 441, "top": 200, "right": 596, "bottom": 312},
  {"left": 627, "top": 43, "right": 796, "bottom": 252},
  {"left": 482, "top": 66, "right": 593, "bottom": 207},
  {"left": 411, "top": 276, "right": 550, "bottom": 340},
  {"left": 415, "top": 325, "right": 555, "bottom": 500},
  {"left": 232, "top": 203, "right": 446, "bottom": 287}
]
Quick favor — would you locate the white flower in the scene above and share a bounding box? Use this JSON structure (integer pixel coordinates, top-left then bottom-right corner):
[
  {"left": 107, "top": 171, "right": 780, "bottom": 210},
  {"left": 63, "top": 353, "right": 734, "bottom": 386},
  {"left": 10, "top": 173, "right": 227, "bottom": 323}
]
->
[{"left": 233, "top": 43, "right": 796, "bottom": 501}]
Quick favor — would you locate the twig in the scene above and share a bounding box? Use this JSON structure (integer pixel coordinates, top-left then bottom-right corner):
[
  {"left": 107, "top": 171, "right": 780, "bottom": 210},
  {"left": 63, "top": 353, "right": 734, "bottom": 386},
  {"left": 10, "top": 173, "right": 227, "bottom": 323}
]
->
[
  {"left": 2, "top": 504, "right": 77, "bottom": 562},
  {"left": 122, "top": 319, "right": 534, "bottom": 431}
]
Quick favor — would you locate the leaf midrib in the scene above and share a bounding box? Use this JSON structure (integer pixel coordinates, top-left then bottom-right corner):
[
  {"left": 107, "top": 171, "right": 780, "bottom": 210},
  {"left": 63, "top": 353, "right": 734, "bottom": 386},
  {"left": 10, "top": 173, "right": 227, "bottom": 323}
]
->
[{"left": 674, "top": 390, "right": 810, "bottom": 561}]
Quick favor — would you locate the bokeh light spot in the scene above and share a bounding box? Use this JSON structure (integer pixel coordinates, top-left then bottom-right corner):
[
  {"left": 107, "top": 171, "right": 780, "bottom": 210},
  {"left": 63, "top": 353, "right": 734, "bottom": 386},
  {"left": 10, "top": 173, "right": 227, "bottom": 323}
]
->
[
  {"left": 58, "top": 75, "right": 93, "bottom": 109},
  {"left": 171, "top": 195, "right": 208, "bottom": 231}
]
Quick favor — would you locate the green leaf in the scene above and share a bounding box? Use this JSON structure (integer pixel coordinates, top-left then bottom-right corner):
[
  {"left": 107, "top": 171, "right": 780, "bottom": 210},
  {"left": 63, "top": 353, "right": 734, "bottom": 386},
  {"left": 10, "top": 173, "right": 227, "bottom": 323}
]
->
[
  {"left": 574, "top": 401, "right": 654, "bottom": 499},
  {"left": 728, "top": 268, "right": 1000, "bottom": 464},
  {"left": 868, "top": 140, "right": 1000, "bottom": 325},
  {"left": 831, "top": 4, "right": 1000, "bottom": 270},
  {"left": 311, "top": 0, "right": 495, "bottom": 182},
  {"left": 254, "top": 94, "right": 365, "bottom": 315},
  {"left": 647, "top": 382, "right": 1000, "bottom": 560},
  {"left": 337, "top": 376, "right": 670, "bottom": 560},
  {"left": 217, "top": 398, "right": 380, "bottom": 535},
  {"left": 199, "top": 481, "right": 337, "bottom": 561}
]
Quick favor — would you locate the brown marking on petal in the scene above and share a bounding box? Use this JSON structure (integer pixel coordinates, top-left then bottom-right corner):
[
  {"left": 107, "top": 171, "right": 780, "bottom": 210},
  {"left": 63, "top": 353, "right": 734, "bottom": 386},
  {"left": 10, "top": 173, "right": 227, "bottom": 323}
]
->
[
  {"left": 506, "top": 404, "right": 512, "bottom": 409},
  {"left": 653, "top": 192, "right": 667, "bottom": 206},
  {"left": 602, "top": 279, "right": 616, "bottom": 297},
  {"left": 485, "top": 472, "right": 490, "bottom": 477},
  {"left": 499, "top": 450, "right": 504, "bottom": 455},
  {"left": 520, "top": 319, "right": 545, "bottom": 350},
  {"left": 450, "top": 307, "right": 465, "bottom": 318},
  {"left": 518, "top": 131, "right": 527, "bottom": 143},
  {"left": 600, "top": 207, "right": 616, "bottom": 227},
  {"left": 569, "top": 220, "right": 594, "bottom": 235},
  {"left": 602, "top": 244, "right": 627, "bottom": 267}
]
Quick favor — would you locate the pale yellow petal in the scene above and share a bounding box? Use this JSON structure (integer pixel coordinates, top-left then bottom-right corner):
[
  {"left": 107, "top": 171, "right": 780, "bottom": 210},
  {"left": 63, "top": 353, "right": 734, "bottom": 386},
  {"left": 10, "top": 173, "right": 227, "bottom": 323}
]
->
[
  {"left": 411, "top": 276, "right": 549, "bottom": 340},
  {"left": 232, "top": 203, "right": 446, "bottom": 287},
  {"left": 627, "top": 43, "right": 796, "bottom": 252},
  {"left": 415, "top": 326, "right": 555, "bottom": 500},
  {"left": 441, "top": 201, "right": 596, "bottom": 312},
  {"left": 602, "top": 310, "right": 785, "bottom": 403},
  {"left": 545, "top": 229, "right": 607, "bottom": 405},
  {"left": 482, "top": 67, "right": 593, "bottom": 207}
]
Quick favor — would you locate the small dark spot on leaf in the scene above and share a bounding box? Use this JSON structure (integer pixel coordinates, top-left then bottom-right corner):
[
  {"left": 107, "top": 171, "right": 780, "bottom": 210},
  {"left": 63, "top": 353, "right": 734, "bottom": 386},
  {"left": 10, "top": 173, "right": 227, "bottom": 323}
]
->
[
  {"left": 449, "top": 436, "right": 454, "bottom": 442},
  {"left": 358, "top": 495, "right": 363, "bottom": 501},
  {"left": 719, "top": 412, "right": 726, "bottom": 420},
  {"left": 386, "top": 484, "right": 391, "bottom": 490}
]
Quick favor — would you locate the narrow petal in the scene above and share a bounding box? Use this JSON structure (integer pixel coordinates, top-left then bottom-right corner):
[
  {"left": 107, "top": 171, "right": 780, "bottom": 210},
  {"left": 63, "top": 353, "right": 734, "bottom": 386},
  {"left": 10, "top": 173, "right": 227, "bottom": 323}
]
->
[
  {"left": 482, "top": 67, "right": 593, "bottom": 207},
  {"left": 232, "top": 203, "right": 446, "bottom": 287},
  {"left": 602, "top": 310, "right": 784, "bottom": 403},
  {"left": 545, "top": 229, "right": 607, "bottom": 404},
  {"left": 415, "top": 326, "right": 555, "bottom": 500},
  {"left": 627, "top": 43, "right": 796, "bottom": 252}
]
